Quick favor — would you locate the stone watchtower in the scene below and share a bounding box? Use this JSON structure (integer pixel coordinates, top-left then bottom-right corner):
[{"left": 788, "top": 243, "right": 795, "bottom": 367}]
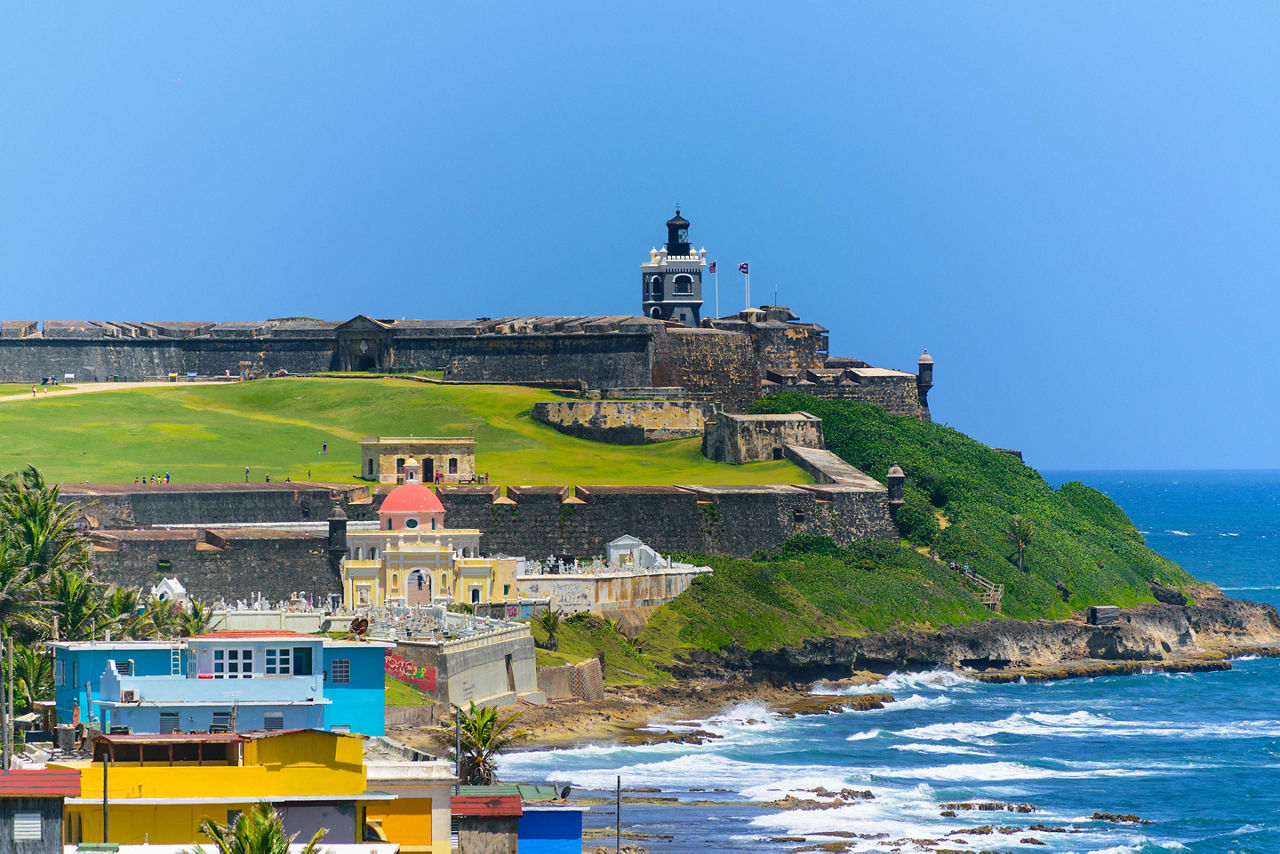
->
[{"left": 641, "top": 210, "right": 706, "bottom": 326}]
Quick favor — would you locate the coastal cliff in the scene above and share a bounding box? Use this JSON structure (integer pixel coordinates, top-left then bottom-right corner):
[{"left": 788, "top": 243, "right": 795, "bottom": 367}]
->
[{"left": 668, "top": 588, "right": 1280, "bottom": 683}]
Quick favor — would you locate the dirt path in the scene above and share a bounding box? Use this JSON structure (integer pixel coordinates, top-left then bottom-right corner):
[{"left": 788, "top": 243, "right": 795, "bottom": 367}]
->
[{"left": 0, "top": 380, "right": 235, "bottom": 403}]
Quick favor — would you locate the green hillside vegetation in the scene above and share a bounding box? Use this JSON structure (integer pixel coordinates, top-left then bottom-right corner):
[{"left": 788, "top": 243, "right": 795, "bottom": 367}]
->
[
  {"left": 0, "top": 377, "right": 805, "bottom": 486},
  {"left": 749, "top": 394, "right": 1194, "bottom": 618},
  {"left": 530, "top": 612, "right": 670, "bottom": 687},
  {"left": 639, "top": 540, "right": 995, "bottom": 664},
  {"left": 631, "top": 395, "right": 1197, "bottom": 664}
]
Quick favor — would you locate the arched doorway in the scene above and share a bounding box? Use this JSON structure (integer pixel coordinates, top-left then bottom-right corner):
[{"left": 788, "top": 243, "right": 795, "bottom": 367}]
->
[{"left": 407, "top": 570, "right": 432, "bottom": 606}]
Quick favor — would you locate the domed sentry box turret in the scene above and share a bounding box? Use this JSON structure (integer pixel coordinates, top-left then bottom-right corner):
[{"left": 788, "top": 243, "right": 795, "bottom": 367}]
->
[
  {"left": 916, "top": 350, "right": 934, "bottom": 421},
  {"left": 887, "top": 464, "right": 905, "bottom": 519}
]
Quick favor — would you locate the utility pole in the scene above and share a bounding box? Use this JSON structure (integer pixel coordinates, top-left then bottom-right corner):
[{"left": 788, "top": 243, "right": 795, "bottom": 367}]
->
[
  {"left": 5, "top": 636, "right": 12, "bottom": 769},
  {"left": 102, "top": 757, "right": 109, "bottom": 842},
  {"left": 0, "top": 627, "right": 9, "bottom": 771}
]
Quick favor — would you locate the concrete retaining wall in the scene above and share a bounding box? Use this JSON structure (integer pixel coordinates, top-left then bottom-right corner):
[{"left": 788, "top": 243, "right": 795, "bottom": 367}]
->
[{"left": 395, "top": 627, "right": 539, "bottom": 709}]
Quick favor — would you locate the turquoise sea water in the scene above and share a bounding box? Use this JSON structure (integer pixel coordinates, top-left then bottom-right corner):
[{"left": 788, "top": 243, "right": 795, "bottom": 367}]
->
[{"left": 504, "top": 471, "right": 1280, "bottom": 853}]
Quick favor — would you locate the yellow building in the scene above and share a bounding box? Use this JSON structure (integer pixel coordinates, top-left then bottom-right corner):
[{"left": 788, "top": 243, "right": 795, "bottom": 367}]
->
[
  {"left": 341, "top": 461, "right": 516, "bottom": 609},
  {"left": 359, "top": 437, "right": 476, "bottom": 484},
  {"left": 55, "top": 729, "right": 453, "bottom": 854}
]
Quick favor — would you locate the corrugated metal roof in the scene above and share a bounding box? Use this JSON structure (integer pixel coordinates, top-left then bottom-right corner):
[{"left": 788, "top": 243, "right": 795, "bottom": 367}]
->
[
  {"left": 451, "top": 793, "right": 522, "bottom": 817},
  {"left": 455, "top": 784, "right": 560, "bottom": 802},
  {"left": 0, "top": 769, "right": 81, "bottom": 797}
]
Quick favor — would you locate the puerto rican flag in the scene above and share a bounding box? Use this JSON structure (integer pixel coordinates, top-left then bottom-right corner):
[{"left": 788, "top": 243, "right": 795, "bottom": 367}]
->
[
  {"left": 708, "top": 261, "right": 716, "bottom": 274},
  {"left": 738, "top": 262, "right": 749, "bottom": 274}
]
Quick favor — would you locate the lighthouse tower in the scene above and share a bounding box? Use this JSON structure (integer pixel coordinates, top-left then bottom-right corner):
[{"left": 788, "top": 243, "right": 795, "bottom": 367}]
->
[{"left": 640, "top": 210, "right": 706, "bottom": 326}]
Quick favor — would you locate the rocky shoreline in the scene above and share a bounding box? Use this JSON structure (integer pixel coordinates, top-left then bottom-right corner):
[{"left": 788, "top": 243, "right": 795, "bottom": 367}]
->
[{"left": 388, "top": 589, "right": 1280, "bottom": 753}]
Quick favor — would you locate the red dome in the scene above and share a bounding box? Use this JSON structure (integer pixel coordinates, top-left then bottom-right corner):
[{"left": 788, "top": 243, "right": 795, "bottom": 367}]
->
[{"left": 379, "top": 482, "right": 445, "bottom": 514}]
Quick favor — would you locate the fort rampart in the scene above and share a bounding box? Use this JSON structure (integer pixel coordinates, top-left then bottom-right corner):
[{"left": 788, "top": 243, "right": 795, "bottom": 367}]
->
[
  {"left": 74, "top": 478, "right": 899, "bottom": 600},
  {"left": 0, "top": 312, "right": 930, "bottom": 417}
]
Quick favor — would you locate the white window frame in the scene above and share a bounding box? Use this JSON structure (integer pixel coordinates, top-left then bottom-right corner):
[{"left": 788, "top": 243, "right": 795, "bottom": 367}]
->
[
  {"left": 264, "top": 647, "right": 292, "bottom": 675},
  {"left": 54, "top": 659, "right": 65, "bottom": 687},
  {"left": 331, "top": 658, "right": 351, "bottom": 684},
  {"left": 212, "top": 648, "right": 255, "bottom": 679}
]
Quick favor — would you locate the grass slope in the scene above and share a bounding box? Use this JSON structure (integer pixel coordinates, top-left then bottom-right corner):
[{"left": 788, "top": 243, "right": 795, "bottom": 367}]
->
[
  {"left": 639, "top": 540, "right": 994, "bottom": 663},
  {"left": 0, "top": 377, "right": 806, "bottom": 486},
  {"left": 529, "top": 613, "right": 670, "bottom": 687},
  {"left": 634, "top": 395, "right": 1198, "bottom": 665},
  {"left": 749, "top": 394, "right": 1195, "bottom": 619}
]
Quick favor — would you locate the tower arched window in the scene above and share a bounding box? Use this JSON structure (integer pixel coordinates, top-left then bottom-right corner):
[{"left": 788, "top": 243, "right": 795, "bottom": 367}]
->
[
  {"left": 650, "top": 276, "right": 663, "bottom": 300},
  {"left": 673, "top": 275, "right": 693, "bottom": 295}
]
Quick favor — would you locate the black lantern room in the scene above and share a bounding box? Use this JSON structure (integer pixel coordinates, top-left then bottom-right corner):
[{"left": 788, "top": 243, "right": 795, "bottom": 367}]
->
[{"left": 665, "top": 210, "right": 691, "bottom": 255}]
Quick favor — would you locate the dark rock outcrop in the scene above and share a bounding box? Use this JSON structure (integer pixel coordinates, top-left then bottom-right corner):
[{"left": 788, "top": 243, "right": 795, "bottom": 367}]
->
[{"left": 672, "top": 591, "right": 1280, "bottom": 682}]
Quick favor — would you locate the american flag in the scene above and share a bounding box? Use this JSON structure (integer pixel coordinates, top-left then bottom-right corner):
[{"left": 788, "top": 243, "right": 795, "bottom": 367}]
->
[
  {"left": 708, "top": 261, "right": 716, "bottom": 274},
  {"left": 738, "top": 262, "right": 750, "bottom": 274}
]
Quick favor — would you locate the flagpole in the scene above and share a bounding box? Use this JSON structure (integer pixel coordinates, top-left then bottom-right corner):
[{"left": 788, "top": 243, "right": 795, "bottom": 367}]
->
[
  {"left": 714, "top": 268, "right": 719, "bottom": 320},
  {"left": 746, "top": 271, "right": 751, "bottom": 310}
]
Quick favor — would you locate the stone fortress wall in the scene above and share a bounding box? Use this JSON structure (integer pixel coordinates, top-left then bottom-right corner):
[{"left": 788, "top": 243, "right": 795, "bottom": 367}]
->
[
  {"left": 0, "top": 309, "right": 930, "bottom": 417},
  {"left": 73, "top": 475, "right": 900, "bottom": 603}
]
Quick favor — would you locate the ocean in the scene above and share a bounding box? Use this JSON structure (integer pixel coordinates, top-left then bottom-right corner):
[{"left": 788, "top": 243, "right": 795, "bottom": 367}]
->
[{"left": 502, "top": 470, "right": 1280, "bottom": 853}]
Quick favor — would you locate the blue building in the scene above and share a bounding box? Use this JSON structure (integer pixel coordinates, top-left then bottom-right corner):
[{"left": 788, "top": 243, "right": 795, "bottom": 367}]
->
[{"left": 50, "top": 631, "right": 391, "bottom": 736}]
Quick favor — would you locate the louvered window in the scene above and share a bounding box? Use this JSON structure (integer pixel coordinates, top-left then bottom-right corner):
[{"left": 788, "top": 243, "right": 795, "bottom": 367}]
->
[
  {"left": 263, "top": 712, "right": 285, "bottom": 731},
  {"left": 13, "top": 812, "right": 42, "bottom": 840},
  {"left": 159, "top": 711, "right": 180, "bottom": 733}
]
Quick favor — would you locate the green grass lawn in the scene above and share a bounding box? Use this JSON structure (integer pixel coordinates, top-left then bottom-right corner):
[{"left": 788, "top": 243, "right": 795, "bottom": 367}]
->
[
  {"left": 0, "top": 377, "right": 807, "bottom": 486},
  {"left": 0, "top": 383, "right": 74, "bottom": 396},
  {"left": 385, "top": 674, "right": 435, "bottom": 706}
]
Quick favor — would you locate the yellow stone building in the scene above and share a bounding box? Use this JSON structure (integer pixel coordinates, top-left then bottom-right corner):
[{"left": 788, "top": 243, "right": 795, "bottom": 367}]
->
[
  {"left": 342, "top": 458, "right": 516, "bottom": 609},
  {"left": 56, "top": 728, "right": 453, "bottom": 853},
  {"left": 359, "top": 436, "right": 476, "bottom": 484}
]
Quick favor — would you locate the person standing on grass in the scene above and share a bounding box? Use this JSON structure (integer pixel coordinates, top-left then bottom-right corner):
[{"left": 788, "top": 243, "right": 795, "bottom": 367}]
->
[
  {"left": 245, "top": 466, "right": 250, "bottom": 483},
  {"left": 31, "top": 385, "right": 36, "bottom": 398}
]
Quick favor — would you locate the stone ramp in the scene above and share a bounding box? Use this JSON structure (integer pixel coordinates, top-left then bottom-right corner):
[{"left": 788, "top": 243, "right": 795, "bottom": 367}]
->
[{"left": 784, "top": 445, "right": 885, "bottom": 490}]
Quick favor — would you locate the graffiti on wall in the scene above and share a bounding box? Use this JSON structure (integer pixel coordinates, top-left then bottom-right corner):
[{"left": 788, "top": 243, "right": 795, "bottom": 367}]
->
[{"left": 386, "top": 652, "right": 437, "bottom": 693}]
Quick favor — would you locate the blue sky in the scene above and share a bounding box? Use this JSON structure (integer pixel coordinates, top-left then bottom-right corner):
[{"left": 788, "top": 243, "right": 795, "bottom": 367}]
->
[{"left": 2, "top": 3, "right": 1277, "bottom": 470}]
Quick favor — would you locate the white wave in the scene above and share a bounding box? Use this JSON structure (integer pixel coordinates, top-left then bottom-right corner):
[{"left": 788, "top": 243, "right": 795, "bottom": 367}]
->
[
  {"left": 1221, "top": 585, "right": 1280, "bottom": 591},
  {"left": 898, "top": 709, "right": 1280, "bottom": 743},
  {"left": 871, "top": 760, "right": 1161, "bottom": 782},
  {"left": 845, "top": 728, "right": 882, "bottom": 741},
  {"left": 813, "top": 668, "right": 978, "bottom": 697},
  {"left": 1219, "top": 532, "right": 1241, "bottom": 537},
  {"left": 1166, "top": 529, "right": 1192, "bottom": 536},
  {"left": 889, "top": 743, "right": 994, "bottom": 756},
  {"left": 879, "top": 692, "right": 953, "bottom": 712}
]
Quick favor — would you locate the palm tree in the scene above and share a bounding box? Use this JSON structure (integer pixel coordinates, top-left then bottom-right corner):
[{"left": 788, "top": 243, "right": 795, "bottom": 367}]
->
[
  {"left": 1005, "top": 514, "right": 1034, "bottom": 573},
  {"left": 143, "top": 596, "right": 185, "bottom": 638},
  {"left": 13, "top": 644, "right": 52, "bottom": 714},
  {"left": 0, "top": 540, "right": 41, "bottom": 637},
  {"left": 432, "top": 701, "right": 528, "bottom": 785},
  {"left": 0, "top": 466, "right": 92, "bottom": 585},
  {"left": 190, "top": 801, "right": 327, "bottom": 854},
  {"left": 107, "top": 587, "right": 153, "bottom": 639},
  {"left": 180, "top": 599, "right": 215, "bottom": 637},
  {"left": 536, "top": 608, "right": 561, "bottom": 651},
  {"left": 39, "top": 565, "right": 108, "bottom": 641}
]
